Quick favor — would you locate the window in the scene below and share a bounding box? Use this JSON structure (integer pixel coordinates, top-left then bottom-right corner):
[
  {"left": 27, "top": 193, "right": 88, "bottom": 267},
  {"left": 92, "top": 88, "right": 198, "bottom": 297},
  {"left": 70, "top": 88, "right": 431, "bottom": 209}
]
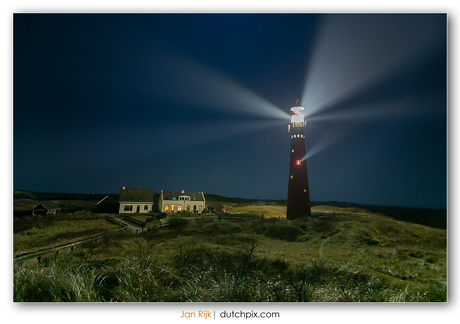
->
[
  {"left": 124, "top": 205, "right": 133, "bottom": 212},
  {"left": 304, "top": 189, "right": 307, "bottom": 192},
  {"left": 296, "top": 160, "right": 301, "bottom": 166},
  {"left": 290, "top": 175, "right": 293, "bottom": 179},
  {"left": 165, "top": 205, "right": 169, "bottom": 212},
  {"left": 291, "top": 149, "right": 294, "bottom": 153},
  {"left": 178, "top": 205, "right": 182, "bottom": 212},
  {"left": 144, "top": 205, "right": 148, "bottom": 211},
  {"left": 171, "top": 204, "right": 175, "bottom": 212}
]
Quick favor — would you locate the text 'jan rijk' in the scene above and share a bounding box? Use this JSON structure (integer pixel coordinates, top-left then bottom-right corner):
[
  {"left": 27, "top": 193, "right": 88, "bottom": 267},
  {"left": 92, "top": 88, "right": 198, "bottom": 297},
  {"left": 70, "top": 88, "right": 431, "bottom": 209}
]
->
[{"left": 180, "top": 311, "right": 212, "bottom": 319}]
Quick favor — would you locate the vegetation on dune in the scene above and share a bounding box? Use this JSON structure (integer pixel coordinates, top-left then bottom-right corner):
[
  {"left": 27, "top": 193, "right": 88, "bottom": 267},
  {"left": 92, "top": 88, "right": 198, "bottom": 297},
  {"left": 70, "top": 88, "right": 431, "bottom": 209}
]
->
[
  {"left": 13, "top": 213, "right": 119, "bottom": 253},
  {"left": 13, "top": 203, "right": 447, "bottom": 302},
  {"left": 224, "top": 203, "right": 287, "bottom": 218}
]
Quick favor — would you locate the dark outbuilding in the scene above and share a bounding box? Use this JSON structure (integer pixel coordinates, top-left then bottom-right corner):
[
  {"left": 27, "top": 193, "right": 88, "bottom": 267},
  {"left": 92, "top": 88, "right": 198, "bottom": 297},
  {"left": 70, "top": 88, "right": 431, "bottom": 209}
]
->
[
  {"left": 31, "top": 202, "right": 61, "bottom": 216},
  {"left": 96, "top": 195, "right": 119, "bottom": 213}
]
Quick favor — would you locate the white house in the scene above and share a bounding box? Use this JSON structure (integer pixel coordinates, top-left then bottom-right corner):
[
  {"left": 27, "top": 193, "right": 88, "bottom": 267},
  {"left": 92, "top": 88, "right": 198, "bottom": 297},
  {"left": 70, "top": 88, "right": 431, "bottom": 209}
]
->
[
  {"left": 119, "top": 187, "right": 154, "bottom": 214},
  {"left": 159, "top": 190, "right": 206, "bottom": 213}
]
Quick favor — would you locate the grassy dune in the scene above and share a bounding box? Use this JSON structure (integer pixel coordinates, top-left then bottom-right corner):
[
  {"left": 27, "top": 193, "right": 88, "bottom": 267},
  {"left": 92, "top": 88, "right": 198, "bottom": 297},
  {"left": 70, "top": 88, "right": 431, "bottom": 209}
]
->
[
  {"left": 13, "top": 204, "right": 446, "bottom": 302},
  {"left": 223, "top": 201, "right": 287, "bottom": 218},
  {"left": 14, "top": 214, "right": 119, "bottom": 253}
]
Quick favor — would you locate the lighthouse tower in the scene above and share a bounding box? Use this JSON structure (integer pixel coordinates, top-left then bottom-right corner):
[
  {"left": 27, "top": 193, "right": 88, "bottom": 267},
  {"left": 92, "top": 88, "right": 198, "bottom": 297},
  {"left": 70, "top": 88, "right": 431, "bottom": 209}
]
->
[{"left": 287, "top": 101, "right": 311, "bottom": 220}]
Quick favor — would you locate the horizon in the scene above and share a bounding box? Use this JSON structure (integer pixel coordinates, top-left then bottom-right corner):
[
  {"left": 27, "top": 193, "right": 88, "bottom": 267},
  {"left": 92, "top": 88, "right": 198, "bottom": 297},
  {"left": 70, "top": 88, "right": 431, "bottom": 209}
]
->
[{"left": 13, "top": 188, "right": 446, "bottom": 210}]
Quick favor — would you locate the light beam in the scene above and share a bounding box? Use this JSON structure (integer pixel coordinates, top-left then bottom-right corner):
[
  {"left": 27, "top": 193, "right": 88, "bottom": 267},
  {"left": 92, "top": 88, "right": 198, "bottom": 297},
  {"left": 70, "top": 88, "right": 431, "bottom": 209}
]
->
[
  {"left": 299, "top": 14, "right": 445, "bottom": 159},
  {"left": 148, "top": 50, "right": 291, "bottom": 121},
  {"left": 301, "top": 14, "right": 445, "bottom": 118}
]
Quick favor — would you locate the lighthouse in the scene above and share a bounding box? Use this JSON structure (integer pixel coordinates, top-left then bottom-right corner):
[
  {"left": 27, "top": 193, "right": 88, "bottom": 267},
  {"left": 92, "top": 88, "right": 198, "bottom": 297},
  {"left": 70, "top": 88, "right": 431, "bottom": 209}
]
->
[{"left": 287, "top": 101, "right": 311, "bottom": 220}]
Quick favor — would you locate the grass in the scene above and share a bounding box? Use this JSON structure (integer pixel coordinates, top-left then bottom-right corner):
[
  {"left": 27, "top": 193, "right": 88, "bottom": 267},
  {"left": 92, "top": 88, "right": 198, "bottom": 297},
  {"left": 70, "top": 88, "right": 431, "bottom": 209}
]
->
[
  {"left": 13, "top": 204, "right": 447, "bottom": 302},
  {"left": 223, "top": 202, "right": 287, "bottom": 218},
  {"left": 14, "top": 213, "right": 119, "bottom": 253}
]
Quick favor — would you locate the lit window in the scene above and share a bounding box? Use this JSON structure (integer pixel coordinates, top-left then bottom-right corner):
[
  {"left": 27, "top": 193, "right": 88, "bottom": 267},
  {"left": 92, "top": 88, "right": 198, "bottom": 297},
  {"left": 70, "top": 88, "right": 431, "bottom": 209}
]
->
[
  {"left": 296, "top": 160, "right": 301, "bottom": 165},
  {"left": 290, "top": 175, "right": 293, "bottom": 179},
  {"left": 172, "top": 204, "right": 175, "bottom": 212},
  {"left": 291, "top": 149, "right": 294, "bottom": 153},
  {"left": 304, "top": 189, "right": 307, "bottom": 192},
  {"left": 178, "top": 205, "right": 182, "bottom": 212},
  {"left": 165, "top": 205, "right": 169, "bottom": 212}
]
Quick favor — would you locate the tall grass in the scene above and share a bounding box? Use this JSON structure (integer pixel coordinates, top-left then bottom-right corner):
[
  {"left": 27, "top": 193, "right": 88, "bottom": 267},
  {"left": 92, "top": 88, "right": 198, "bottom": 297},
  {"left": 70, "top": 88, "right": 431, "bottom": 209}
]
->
[
  {"left": 14, "top": 206, "right": 447, "bottom": 302},
  {"left": 14, "top": 243, "right": 446, "bottom": 302}
]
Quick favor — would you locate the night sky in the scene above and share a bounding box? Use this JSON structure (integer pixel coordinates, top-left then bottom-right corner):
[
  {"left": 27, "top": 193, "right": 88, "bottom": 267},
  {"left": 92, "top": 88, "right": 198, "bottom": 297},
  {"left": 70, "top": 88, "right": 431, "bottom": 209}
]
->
[{"left": 13, "top": 13, "right": 447, "bottom": 208}]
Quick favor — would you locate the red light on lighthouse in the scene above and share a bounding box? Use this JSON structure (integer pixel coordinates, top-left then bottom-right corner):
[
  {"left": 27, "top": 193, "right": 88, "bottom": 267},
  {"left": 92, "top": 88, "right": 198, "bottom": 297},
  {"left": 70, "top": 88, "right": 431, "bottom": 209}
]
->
[{"left": 296, "top": 159, "right": 301, "bottom": 166}]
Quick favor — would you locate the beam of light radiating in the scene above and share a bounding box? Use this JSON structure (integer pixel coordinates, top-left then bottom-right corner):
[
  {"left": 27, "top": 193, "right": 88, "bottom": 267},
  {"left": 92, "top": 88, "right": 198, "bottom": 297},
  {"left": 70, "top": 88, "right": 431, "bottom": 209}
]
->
[
  {"left": 308, "top": 92, "right": 445, "bottom": 123},
  {"left": 92, "top": 119, "right": 288, "bottom": 165},
  {"left": 301, "top": 14, "right": 446, "bottom": 118},
  {"left": 158, "top": 119, "right": 287, "bottom": 150},
  {"left": 147, "top": 50, "right": 291, "bottom": 121},
  {"left": 299, "top": 14, "right": 445, "bottom": 159},
  {"left": 307, "top": 47, "right": 446, "bottom": 123},
  {"left": 301, "top": 124, "right": 354, "bottom": 161}
]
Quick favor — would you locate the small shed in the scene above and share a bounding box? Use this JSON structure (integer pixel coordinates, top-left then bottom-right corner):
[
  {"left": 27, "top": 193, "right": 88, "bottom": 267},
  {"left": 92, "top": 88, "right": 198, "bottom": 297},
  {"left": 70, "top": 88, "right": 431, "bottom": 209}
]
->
[
  {"left": 31, "top": 202, "right": 61, "bottom": 216},
  {"left": 96, "top": 195, "right": 119, "bottom": 213}
]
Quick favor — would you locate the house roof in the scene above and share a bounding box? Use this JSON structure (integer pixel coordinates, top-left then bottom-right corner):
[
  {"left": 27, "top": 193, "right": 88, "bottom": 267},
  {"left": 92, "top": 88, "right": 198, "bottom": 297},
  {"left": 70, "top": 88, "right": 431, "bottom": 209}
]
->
[
  {"left": 119, "top": 188, "right": 154, "bottom": 202},
  {"left": 161, "top": 191, "right": 205, "bottom": 202},
  {"left": 32, "top": 202, "right": 61, "bottom": 210},
  {"left": 97, "top": 195, "right": 118, "bottom": 205}
]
